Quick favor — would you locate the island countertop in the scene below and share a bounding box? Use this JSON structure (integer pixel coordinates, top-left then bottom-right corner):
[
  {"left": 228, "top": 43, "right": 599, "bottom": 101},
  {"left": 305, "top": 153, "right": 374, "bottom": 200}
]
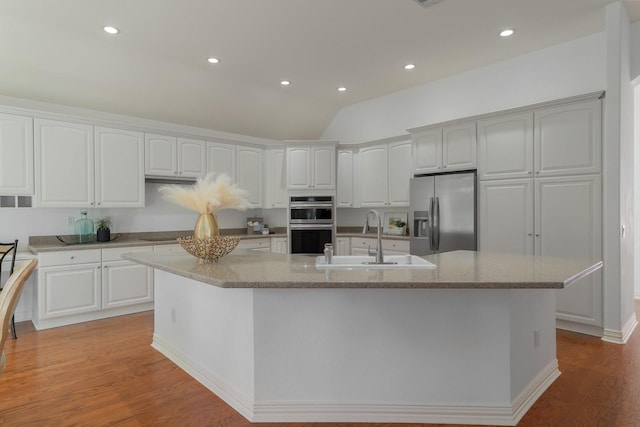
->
[{"left": 122, "top": 249, "right": 602, "bottom": 289}]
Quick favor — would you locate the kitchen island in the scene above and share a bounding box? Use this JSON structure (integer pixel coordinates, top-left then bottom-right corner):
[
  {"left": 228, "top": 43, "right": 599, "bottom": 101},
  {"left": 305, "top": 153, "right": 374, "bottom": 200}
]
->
[{"left": 124, "top": 250, "right": 601, "bottom": 426}]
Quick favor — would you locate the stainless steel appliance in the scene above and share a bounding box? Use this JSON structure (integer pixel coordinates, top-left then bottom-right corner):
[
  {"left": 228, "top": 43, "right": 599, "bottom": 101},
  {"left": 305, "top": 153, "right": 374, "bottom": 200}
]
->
[
  {"left": 410, "top": 171, "right": 476, "bottom": 255},
  {"left": 289, "top": 195, "right": 335, "bottom": 254}
]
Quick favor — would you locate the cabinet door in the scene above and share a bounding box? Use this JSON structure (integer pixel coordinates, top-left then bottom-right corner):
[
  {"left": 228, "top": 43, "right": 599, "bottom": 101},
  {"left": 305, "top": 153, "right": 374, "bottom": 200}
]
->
[
  {"left": 177, "top": 138, "right": 206, "bottom": 178},
  {"left": 477, "top": 112, "right": 534, "bottom": 180},
  {"left": 237, "top": 146, "right": 263, "bottom": 207},
  {"left": 95, "top": 127, "right": 145, "bottom": 207},
  {"left": 478, "top": 179, "right": 534, "bottom": 255},
  {"left": 337, "top": 149, "right": 354, "bottom": 207},
  {"left": 387, "top": 141, "right": 412, "bottom": 207},
  {"left": 357, "top": 146, "right": 388, "bottom": 207},
  {"left": 102, "top": 260, "right": 153, "bottom": 309},
  {"left": 412, "top": 128, "right": 442, "bottom": 174},
  {"left": 442, "top": 121, "right": 476, "bottom": 171},
  {"left": 270, "top": 237, "right": 288, "bottom": 254},
  {"left": 286, "top": 147, "right": 311, "bottom": 189},
  {"left": 534, "top": 100, "right": 602, "bottom": 177},
  {"left": 265, "top": 149, "right": 286, "bottom": 208},
  {"left": 0, "top": 113, "right": 33, "bottom": 195},
  {"left": 145, "top": 134, "right": 177, "bottom": 176},
  {"left": 311, "top": 146, "right": 335, "bottom": 189},
  {"left": 39, "top": 264, "right": 101, "bottom": 319},
  {"left": 34, "top": 119, "right": 94, "bottom": 207},
  {"left": 335, "top": 237, "right": 350, "bottom": 256},
  {"left": 206, "top": 142, "right": 236, "bottom": 180},
  {"left": 535, "top": 175, "right": 602, "bottom": 328}
]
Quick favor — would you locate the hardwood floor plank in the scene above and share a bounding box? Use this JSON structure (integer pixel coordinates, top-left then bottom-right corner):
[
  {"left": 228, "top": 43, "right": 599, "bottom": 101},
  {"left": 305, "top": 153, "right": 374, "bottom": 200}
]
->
[{"left": 0, "top": 303, "right": 639, "bottom": 426}]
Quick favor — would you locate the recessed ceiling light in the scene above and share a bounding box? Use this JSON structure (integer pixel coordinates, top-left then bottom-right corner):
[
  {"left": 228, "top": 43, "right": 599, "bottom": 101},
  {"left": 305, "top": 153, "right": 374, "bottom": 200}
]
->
[
  {"left": 500, "top": 28, "right": 515, "bottom": 37},
  {"left": 207, "top": 57, "right": 220, "bottom": 64},
  {"left": 337, "top": 87, "right": 347, "bottom": 92},
  {"left": 280, "top": 80, "right": 291, "bottom": 86},
  {"left": 103, "top": 26, "right": 119, "bottom": 35},
  {"left": 404, "top": 64, "right": 416, "bottom": 70}
]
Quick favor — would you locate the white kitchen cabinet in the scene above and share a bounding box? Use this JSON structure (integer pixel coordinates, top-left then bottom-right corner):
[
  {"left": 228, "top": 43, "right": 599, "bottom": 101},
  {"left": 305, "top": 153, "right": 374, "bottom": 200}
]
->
[
  {"left": 207, "top": 141, "right": 236, "bottom": 180},
  {"left": 270, "top": 237, "right": 288, "bottom": 254},
  {"left": 477, "top": 112, "right": 534, "bottom": 180},
  {"left": 102, "top": 247, "right": 153, "bottom": 309},
  {"left": 264, "top": 148, "right": 287, "bottom": 208},
  {"left": 33, "top": 246, "right": 154, "bottom": 330},
  {"left": 0, "top": 113, "right": 33, "bottom": 195},
  {"left": 357, "top": 141, "right": 411, "bottom": 207},
  {"left": 95, "top": 127, "right": 145, "bottom": 207},
  {"left": 34, "top": 118, "right": 95, "bottom": 207},
  {"left": 534, "top": 100, "right": 602, "bottom": 177},
  {"left": 236, "top": 145, "right": 263, "bottom": 207},
  {"left": 382, "top": 239, "right": 410, "bottom": 255},
  {"left": 237, "top": 237, "right": 270, "bottom": 251},
  {"left": 145, "top": 134, "right": 205, "bottom": 178},
  {"left": 286, "top": 143, "right": 336, "bottom": 190},
  {"left": 336, "top": 149, "right": 354, "bottom": 207},
  {"left": 350, "top": 237, "right": 409, "bottom": 256},
  {"left": 335, "top": 237, "right": 350, "bottom": 255},
  {"left": 411, "top": 122, "right": 476, "bottom": 174},
  {"left": 37, "top": 249, "right": 102, "bottom": 320},
  {"left": 478, "top": 179, "right": 534, "bottom": 255},
  {"left": 536, "top": 175, "right": 602, "bottom": 330}
]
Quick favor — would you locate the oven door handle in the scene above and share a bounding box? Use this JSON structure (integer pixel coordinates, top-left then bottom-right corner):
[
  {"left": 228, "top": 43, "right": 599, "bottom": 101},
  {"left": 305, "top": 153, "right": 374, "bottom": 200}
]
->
[
  {"left": 289, "top": 203, "right": 334, "bottom": 208},
  {"left": 289, "top": 224, "right": 335, "bottom": 230}
]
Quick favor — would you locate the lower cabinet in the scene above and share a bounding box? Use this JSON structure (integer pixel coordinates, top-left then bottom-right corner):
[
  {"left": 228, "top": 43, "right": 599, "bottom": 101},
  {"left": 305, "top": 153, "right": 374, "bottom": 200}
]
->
[
  {"left": 33, "top": 246, "right": 153, "bottom": 330},
  {"left": 237, "top": 237, "right": 271, "bottom": 252},
  {"left": 270, "top": 237, "right": 288, "bottom": 254},
  {"left": 350, "top": 237, "right": 410, "bottom": 256},
  {"left": 335, "top": 237, "right": 350, "bottom": 256}
]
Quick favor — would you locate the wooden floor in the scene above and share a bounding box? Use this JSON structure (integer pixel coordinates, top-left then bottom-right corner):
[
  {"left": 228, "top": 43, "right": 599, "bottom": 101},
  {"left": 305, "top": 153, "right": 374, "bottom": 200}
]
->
[{"left": 1, "top": 303, "right": 639, "bottom": 427}]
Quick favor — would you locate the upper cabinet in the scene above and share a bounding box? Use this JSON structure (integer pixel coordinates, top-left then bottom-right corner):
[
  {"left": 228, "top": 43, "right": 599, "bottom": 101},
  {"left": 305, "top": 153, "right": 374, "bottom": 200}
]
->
[
  {"left": 35, "top": 119, "right": 145, "bottom": 208},
  {"left": 145, "top": 134, "right": 206, "bottom": 179},
  {"left": 35, "top": 119, "right": 95, "bottom": 207},
  {"left": 411, "top": 121, "right": 476, "bottom": 175},
  {"left": 0, "top": 113, "right": 33, "bottom": 195},
  {"left": 94, "top": 127, "right": 145, "bottom": 207},
  {"left": 336, "top": 148, "right": 355, "bottom": 207},
  {"left": 236, "top": 145, "right": 263, "bottom": 207},
  {"left": 264, "top": 148, "right": 287, "bottom": 208},
  {"left": 206, "top": 141, "right": 236, "bottom": 180},
  {"left": 357, "top": 140, "right": 411, "bottom": 207},
  {"left": 477, "top": 100, "right": 602, "bottom": 180},
  {"left": 286, "top": 142, "right": 336, "bottom": 190}
]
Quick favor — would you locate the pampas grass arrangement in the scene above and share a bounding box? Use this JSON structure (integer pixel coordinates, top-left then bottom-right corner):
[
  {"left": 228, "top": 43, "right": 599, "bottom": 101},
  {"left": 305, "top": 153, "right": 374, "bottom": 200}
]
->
[{"left": 158, "top": 173, "right": 251, "bottom": 214}]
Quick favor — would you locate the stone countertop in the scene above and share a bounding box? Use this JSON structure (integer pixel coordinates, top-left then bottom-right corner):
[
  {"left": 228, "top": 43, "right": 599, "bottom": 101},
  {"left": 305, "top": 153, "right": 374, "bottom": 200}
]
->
[
  {"left": 122, "top": 249, "right": 602, "bottom": 290},
  {"left": 28, "top": 231, "right": 287, "bottom": 253}
]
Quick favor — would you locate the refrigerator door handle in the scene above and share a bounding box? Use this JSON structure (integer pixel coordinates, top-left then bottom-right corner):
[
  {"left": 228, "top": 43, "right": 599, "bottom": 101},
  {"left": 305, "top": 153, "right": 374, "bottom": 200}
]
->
[
  {"left": 429, "top": 197, "right": 435, "bottom": 251},
  {"left": 434, "top": 196, "right": 440, "bottom": 251}
]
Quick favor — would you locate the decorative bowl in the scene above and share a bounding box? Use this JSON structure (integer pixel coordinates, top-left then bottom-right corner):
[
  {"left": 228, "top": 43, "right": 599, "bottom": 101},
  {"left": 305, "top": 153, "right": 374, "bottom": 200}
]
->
[{"left": 177, "top": 236, "right": 240, "bottom": 262}]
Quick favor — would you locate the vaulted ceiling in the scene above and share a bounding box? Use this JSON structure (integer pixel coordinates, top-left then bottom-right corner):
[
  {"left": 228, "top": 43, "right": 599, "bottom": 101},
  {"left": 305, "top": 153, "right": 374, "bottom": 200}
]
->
[{"left": 1, "top": 0, "right": 638, "bottom": 141}]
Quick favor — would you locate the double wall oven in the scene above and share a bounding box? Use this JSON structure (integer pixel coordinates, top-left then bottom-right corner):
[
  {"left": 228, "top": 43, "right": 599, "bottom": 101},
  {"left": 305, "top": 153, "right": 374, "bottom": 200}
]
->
[{"left": 288, "top": 195, "right": 335, "bottom": 254}]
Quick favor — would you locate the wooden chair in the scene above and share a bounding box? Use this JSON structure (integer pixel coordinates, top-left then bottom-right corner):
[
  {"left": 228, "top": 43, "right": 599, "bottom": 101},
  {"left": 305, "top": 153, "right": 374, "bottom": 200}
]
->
[
  {"left": 0, "top": 259, "right": 37, "bottom": 374},
  {"left": 0, "top": 240, "right": 18, "bottom": 339}
]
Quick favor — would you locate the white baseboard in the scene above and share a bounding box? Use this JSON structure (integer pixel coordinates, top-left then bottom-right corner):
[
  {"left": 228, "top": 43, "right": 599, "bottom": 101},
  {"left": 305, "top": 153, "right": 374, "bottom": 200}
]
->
[
  {"left": 152, "top": 335, "right": 560, "bottom": 426},
  {"left": 602, "top": 313, "right": 638, "bottom": 344}
]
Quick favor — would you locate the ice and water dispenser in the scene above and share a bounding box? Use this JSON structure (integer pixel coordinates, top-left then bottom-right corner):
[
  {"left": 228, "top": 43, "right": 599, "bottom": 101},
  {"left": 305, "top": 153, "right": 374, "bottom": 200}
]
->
[{"left": 413, "top": 211, "right": 429, "bottom": 238}]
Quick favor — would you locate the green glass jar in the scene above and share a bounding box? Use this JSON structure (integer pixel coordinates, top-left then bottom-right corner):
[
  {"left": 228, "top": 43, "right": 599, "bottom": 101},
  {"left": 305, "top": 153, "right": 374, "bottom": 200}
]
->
[{"left": 74, "top": 211, "right": 95, "bottom": 244}]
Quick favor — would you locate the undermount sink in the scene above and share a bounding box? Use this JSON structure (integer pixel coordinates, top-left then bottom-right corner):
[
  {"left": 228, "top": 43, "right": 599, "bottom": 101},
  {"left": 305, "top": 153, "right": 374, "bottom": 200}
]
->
[{"left": 315, "top": 255, "right": 436, "bottom": 269}]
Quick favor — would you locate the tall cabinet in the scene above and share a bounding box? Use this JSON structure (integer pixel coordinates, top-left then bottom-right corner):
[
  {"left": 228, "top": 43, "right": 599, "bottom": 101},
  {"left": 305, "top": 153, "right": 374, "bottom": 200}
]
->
[
  {"left": 0, "top": 113, "right": 33, "bottom": 195},
  {"left": 477, "top": 98, "right": 603, "bottom": 335}
]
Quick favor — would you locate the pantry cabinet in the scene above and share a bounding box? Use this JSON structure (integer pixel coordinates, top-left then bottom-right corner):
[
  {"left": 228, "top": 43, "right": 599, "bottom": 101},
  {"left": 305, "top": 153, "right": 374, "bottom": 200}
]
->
[
  {"left": 236, "top": 145, "right": 263, "bottom": 207},
  {"left": 145, "top": 134, "right": 206, "bottom": 178},
  {"left": 0, "top": 113, "right": 33, "bottom": 195},
  {"left": 411, "top": 121, "right": 476, "bottom": 174},
  {"left": 286, "top": 143, "right": 336, "bottom": 190},
  {"left": 358, "top": 140, "right": 411, "bottom": 207}
]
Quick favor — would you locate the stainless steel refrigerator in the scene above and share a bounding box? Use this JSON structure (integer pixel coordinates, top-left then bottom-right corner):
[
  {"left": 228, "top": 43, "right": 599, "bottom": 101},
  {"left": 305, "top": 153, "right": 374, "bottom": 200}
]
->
[{"left": 409, "top": 172, "right": 477, "bottom": 255}]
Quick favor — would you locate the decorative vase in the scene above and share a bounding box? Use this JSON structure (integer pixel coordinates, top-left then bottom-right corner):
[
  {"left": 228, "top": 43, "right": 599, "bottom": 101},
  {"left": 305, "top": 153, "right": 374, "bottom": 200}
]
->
[{"left": 194, "top": 213, "right": 219, "bottom": 239}]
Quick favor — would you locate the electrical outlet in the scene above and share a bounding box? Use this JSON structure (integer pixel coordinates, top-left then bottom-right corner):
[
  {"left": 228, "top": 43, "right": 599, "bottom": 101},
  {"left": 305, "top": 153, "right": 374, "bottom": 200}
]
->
[
  {"left": 171, "top": 308, "right": 176, "bottom": 323},
  {"left": 67, "top": 216, "right": 75, "bottom": 226},
  {"left": 534, "top": 329, "right": 540, "bottom": 348}
]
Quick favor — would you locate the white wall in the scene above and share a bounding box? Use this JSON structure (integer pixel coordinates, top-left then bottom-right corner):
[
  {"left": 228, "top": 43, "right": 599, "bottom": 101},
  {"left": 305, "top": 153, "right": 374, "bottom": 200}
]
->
[{"left": 322, "top": 33, "right": 606, "bottom": 144}]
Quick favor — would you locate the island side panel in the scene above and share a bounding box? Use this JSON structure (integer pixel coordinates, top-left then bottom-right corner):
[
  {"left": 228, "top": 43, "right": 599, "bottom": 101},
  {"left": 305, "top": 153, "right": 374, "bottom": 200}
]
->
[{"left": 152, "top": 269, "right": 256, "bottom": 416}]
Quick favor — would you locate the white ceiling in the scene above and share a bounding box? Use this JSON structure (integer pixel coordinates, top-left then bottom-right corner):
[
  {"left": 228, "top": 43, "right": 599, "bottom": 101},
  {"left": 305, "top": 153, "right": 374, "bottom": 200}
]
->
[{"left": 1, "top": 0, "right": 638, "bottom": 141}]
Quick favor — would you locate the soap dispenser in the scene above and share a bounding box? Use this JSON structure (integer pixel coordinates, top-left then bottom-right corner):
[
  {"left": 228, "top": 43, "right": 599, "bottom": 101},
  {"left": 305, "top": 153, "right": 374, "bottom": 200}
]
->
[{"left": 74, "top": 211, "right": 95, "bottom": 244}]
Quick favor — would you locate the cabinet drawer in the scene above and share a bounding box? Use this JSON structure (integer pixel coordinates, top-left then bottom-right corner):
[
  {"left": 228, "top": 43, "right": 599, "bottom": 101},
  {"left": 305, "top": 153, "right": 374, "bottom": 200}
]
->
[
  {"left": 237, "top": 238, "right": 270, "bottom": 250},
  {"left": 350, "top": 237, "right": 377, "bottom": 249},
  {"left": 102, "top": 246, "right": 151, "bottom": 262},
  {"left": 39, "top": 249, "right": 101, "bottom": 267},
  {"left": 382, "top": 239, "right": 409, "bottom": 252}
]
